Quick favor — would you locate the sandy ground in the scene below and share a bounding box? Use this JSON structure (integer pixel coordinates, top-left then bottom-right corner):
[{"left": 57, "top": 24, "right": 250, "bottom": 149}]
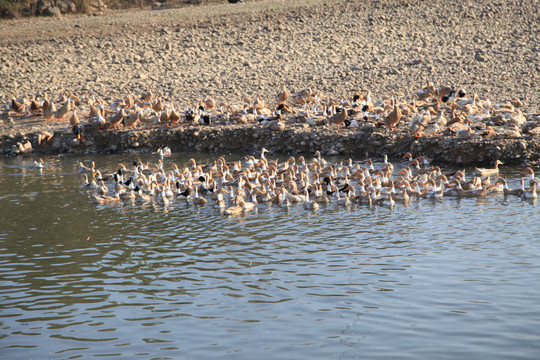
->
[{"left": 0, "top": 0, "right": 539, "bottom": 163}]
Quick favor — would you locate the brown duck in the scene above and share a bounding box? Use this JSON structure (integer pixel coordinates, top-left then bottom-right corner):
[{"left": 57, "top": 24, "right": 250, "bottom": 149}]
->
[
  {"left": 385, "top": 95, "right": 402, "bottom": 130},
  {"left": 328, "top": 106, "right": 347, "bottom": 131}
]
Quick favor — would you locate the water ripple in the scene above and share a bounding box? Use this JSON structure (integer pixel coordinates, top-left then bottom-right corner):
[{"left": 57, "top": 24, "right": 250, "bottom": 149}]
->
[{"left": 0, "top": 155, "right": 539, "bottom": 359}]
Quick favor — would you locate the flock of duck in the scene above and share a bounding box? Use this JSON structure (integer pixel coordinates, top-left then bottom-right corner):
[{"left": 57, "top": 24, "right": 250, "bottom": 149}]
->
[
  {"left": 6, "top": 82, "right": 540, "bottom": 140},
  {"left": 80, "top": 150, "right": 538, "bottom": 214},
  {"left": 9, "top": 82, "right": 540, "bottom": 213}
]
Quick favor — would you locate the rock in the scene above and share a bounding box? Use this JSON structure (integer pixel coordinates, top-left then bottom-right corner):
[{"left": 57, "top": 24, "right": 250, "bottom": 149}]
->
[
  {"left": 405, "top": 59, "right": 424, "bottom": 66},
  {"left": 521, "top": 122, "right": 538, "bottom": 133},
  {"left": 35, "top": 0, "right": 51, "bottom": 14},
  {"left": 504, "top": 130, "right": 521, "bottom": 138},
  {"left": 528, "top": 127, "right": 540, "bottom": 135},
  {"left": 474, "top": 51, "right": 486, "bottom": 62},
  {"left": 362, "top": 123, "right": 375, "bottom": 130},
  {"left": 10, "top": 145, "right": 20, "bottom": 156},
  {"left": 90, "top": 0, "right": 106, "bottom": 10},
  {"left": 43, "top": 6, "right": 61, "bottom": 17},
  {"left": 56, "top": 0, "right": 76, "bottom": 13},
  {"left": 52, "top": 138, "right": 62, "bottom": 149},
  {"left": 471, "top": 122, "right": 486, "bottom": 130},
  {"left": 326, "top": 149, "right": 339, "bottom": 156},
  {"left": 457, "top": 129, "right": 472, "bottom": 139}
]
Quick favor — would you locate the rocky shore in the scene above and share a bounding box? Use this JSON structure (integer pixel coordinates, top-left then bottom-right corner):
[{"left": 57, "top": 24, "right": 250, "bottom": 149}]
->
[
  {"left": 1, "top": 0, "right": 539, "bottom": 165},
  {"left": 2, "top": 119, "right": 539, "bottom": 166}
]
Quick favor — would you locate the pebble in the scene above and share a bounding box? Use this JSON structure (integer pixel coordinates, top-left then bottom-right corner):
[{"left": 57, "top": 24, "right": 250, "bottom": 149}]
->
[
  {"left": 326, "top": 149, "right": 339, "bottom": 156},
  {"left": 475, "top": 51, "right": 486, "bottom": 62},
  {"left": 52, "top": 138, "right": 62, "bottom": 150}
]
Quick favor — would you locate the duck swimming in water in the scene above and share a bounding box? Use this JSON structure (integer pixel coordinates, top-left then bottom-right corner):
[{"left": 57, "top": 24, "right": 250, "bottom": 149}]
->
[
  {"left": 521, "top": 182, "right": 537, "bottom": 200},
  {"left": 303, "top": 189, "right": 319, "bottom": 211},
  {"left": 34, "top": 159, "right": 44, "bottom": 169},
  {"left": 79, "top": 161, "right": 95, "bottom": 174},
  {"left": 475, "top": 160, "right": 503, "bottom": 177},
  {"left": 80, "top": 150, "right": 534, "bottom": 214}
]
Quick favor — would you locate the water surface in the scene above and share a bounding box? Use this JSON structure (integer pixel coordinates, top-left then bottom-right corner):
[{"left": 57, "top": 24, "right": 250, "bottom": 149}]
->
[{"left": 1, "top": 153, "right": 539, "bottom": 359}]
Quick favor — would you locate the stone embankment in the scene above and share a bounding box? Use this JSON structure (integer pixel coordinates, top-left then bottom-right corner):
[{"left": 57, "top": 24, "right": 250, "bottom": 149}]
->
[{"left": 3, "top": 123, "right": 539, "bottom": 166}]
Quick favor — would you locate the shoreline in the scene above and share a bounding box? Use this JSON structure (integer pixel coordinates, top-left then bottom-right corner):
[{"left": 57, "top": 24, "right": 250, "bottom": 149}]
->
[{"left": 3, "top": 121, "right": 539, "bottom": 167}]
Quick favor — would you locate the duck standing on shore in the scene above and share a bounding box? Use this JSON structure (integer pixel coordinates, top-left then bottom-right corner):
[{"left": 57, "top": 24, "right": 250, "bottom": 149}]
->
[
  {"left": 10, "top": 97, "right": 25, "bottom": 114},
  {"left": 276, "top": 85, "right": 290, "bottom": 104},
  {"left": 43, "top": 99, "right": 56, "bottom": 120},
  {"left": 385, "top": 95, "right": 402, "bottom": 130},
  {"left": 54, "top": 99, "right": 72, "bottom": 120},
  {"left": 108, "top": 108, "right": 126, "bottom": 129},
  {"left": 328, "top": 106, "right": 348, "bottom": 131},
  {"left": 72, "top": 124, "right": 85, "bottom": 143}
]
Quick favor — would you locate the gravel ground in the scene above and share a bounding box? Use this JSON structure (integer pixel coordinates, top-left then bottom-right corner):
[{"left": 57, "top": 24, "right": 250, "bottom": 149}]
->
[
  {"left": 1, "top": 0, "right": 538, "bottom": 109},
  {"left": 0, "top": 0, "right": 539, "bottom": 163}
]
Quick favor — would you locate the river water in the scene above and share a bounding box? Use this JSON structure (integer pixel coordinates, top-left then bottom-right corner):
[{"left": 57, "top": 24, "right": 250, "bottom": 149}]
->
[{"left": 0, "top": 153, "right": 539, "bottom": 359}]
